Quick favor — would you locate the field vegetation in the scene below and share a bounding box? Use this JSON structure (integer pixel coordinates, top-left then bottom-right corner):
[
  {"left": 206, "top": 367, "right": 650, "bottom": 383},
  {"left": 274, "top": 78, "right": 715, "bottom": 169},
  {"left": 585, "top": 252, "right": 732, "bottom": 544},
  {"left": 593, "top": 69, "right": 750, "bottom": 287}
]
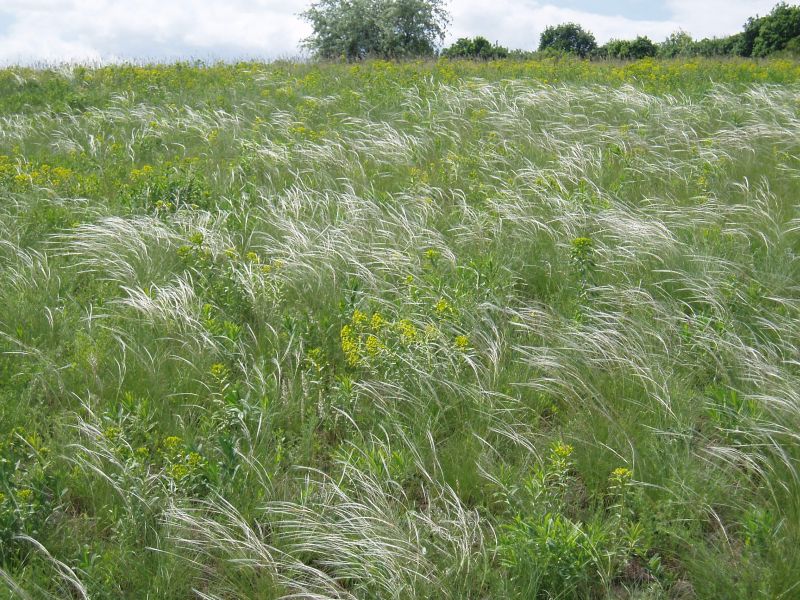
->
[{"left": 1, "top": 57, "right": 800, "bottom": 598}]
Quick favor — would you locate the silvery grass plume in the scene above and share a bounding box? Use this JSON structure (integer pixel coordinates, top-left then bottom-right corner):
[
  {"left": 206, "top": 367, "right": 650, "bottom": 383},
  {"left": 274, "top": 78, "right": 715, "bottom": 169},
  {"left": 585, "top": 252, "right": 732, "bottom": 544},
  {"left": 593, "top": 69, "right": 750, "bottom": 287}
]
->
[
  {"left": 164, "top": 430, "right": 489, "bottom": 600},
  {"left": 0, "top": 536, "right": 88, "bottom": 600}
]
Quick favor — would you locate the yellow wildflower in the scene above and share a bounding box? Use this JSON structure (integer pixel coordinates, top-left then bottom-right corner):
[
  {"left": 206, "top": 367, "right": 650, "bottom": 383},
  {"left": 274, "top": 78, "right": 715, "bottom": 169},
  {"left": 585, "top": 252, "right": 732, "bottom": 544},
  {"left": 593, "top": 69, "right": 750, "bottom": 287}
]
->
[
  {"left": 611, "top": 467, "right": 633, "bottom": 481},
  {"left": 397, "top": 319, "right": 418, "bottom": 343},
  {"left": 168, "top": 463, "right": 190, "bottom": 480},
  {"left": 162, "top": 436, "right": 183, "bottom": 452},
  {"left": 103, "top": 426, "right": 122, "bottom": 442},
  {"left": 551, "top": 442, "right": 574, "bottom": 459},
  {"left": 365, "top": 335, "right": 383, "bottom": 356},
  {"left": 434, "top": 298, "right": 452, "bottom": 314},
  {"left": 454, "top": 335, "right": 470, "bottom": 351},
  {"left": 370, "top": 313, "right": 386, "bottom": 331},
  {"left": 186, "top": 451, "right": 205, "bottom": 468},
  {"left": 209, "top": 363, "right": 228, "bottom": 380},
  {"left": 341, "top": 325, "right": 360, "bottom": 366}
]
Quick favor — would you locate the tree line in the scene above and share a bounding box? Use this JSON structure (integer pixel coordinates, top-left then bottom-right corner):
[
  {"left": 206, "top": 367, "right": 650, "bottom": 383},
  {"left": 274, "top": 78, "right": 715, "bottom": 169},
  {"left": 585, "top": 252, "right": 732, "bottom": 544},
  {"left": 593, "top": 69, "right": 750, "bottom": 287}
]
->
[{"left": 302, "top": 0, "right": 800, "bottom": 61}]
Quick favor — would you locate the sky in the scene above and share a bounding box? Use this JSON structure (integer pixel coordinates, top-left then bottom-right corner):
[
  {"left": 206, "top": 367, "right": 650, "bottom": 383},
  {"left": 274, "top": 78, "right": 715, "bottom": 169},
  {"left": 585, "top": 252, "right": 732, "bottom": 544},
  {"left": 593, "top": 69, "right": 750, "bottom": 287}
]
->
[{"left": 0, "top": 0, "right": 785, "bottom": 65}]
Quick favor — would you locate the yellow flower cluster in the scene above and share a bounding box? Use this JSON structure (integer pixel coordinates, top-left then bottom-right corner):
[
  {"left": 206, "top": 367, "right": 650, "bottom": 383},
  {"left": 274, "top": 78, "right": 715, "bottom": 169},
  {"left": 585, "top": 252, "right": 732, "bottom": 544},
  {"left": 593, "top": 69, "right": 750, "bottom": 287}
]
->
[
  {"left": 103, "top": 426, "right": 123, "bottom": 442},
  {"left": 396, "top": 319, "right": 418, "bottom": 343},
  {"left": 340, "top": 310, "right": 421, "bottom": 368},
  {"left": 434, "top": 297, "right": 453, "bottom": 315},
  {"left": 130, "top": 164, "right": 153, "bottom": 180},
  {"left": 2, "top": 158, "right": 76, "bottom": 190},
  {"left": 610, "top": 466, "right": 633, "bottom": 481},
  {"left": 370, "top": 312, "right": 386, "bottom": 330},
  {"left": 306, "top": 347, "right": 326, "bottom": 373},
  {"left": 209, "top": 362, "right": 228, "bottom": 381},
  {"left": 16, "top": 488, "right": 34, "bottom": 503},
  {"left": 365, "top": 335, "right": 384, "bottom": 356},
  {"left": 160, "top": 437, "right": 207, "bottom": 488},
  {"left": 339, "top": 307, "right": 471, "bottom": 369},
  {"left": 162, "top": 436, "right": 183, "bottom": 453},
  {"left": 340, "top": 324, "right": 360, "bottom": 367},
  {"left": 551, "top": 441, "right": 574, "bottom": 459}
]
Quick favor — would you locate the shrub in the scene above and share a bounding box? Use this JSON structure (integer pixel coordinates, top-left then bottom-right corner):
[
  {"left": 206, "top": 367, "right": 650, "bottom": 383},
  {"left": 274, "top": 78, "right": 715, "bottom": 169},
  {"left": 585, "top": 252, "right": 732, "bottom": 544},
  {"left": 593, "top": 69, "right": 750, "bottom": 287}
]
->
[
  {"left": 597, "top": 36, "right": 657, "bottom": 60},
  {"left": 441, "top": 36, "right": 509, "bottom": 60},
  {"left": 658, "top": 30, "right": 695, "bottom": 58}
]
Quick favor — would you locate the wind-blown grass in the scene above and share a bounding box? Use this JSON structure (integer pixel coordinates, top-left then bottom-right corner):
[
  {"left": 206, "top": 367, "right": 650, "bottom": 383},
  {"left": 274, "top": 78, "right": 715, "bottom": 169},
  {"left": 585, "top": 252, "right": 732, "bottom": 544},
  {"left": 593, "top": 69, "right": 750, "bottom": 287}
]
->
[{"left": 1, "top": 58, "right": 800, "bottom": 598}]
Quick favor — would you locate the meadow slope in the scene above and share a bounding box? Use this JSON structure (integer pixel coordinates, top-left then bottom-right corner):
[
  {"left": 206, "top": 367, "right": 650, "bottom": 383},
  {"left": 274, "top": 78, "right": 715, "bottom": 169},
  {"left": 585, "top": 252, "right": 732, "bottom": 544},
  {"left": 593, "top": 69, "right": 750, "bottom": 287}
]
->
[{"left": 1, "top": 59, "right": 800, "bottom": 598}]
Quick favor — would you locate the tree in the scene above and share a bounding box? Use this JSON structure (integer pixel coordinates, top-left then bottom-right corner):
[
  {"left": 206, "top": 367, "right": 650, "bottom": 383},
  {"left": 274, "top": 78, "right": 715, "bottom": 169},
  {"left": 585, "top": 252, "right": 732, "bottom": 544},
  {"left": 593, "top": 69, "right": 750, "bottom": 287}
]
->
[
  {"left": 657, "top": 31, "right": 694, "bottom": 58},
  {"left": 597, "top": 36, "right": 656, "bottom": 60},
  {"left": 692, "top": 34, "right": 742, "bottom": 57},
  {"left": 786, "top": 35, "right": 800, "bottom": 55},
  {"left": 751, "top": 2, "right": 800, "bottom": 57},
  {"left": 538, "top": 23, "right": 597, "bottom": 57},
  {"left": 627, "top": 36, "right": 657, "bottom": 59},
  {"left": 301, "top": 0, "right": 449, "bottom": 60},
  {"left": 441, "top": 36, "right": 509, "bottom": 60},
  {"left": 734, "top": 15, "right": 766, "bottom": 56}
]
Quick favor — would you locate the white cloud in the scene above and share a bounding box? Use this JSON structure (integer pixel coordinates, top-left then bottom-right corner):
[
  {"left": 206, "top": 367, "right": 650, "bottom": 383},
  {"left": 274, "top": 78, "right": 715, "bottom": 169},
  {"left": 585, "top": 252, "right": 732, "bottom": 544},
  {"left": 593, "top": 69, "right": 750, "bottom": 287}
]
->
[
  {"left": 0, "top": 0, "right": 787, "bottom": 64},
  {"left": 0, "top": 0, "right": 312, "bottom": 65},
  {"left": 665, "top": 0, "right": 778, "bottom": 38}
]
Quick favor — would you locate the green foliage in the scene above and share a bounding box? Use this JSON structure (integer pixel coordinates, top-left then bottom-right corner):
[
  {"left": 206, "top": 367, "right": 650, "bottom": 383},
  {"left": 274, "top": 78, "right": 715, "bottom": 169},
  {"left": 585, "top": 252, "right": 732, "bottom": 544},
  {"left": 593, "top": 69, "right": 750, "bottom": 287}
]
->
[
  {"left": 596, "top": 36, "right": 653, "bottom": 60},
  {"left": 498, "top": 445, "right": 654, "bottom": 597},
  {"left": 0, "top": 428, "right": 55, "bottom": 565},
  {"left": 737, "top": 15, "right": 768, "bottom": 57},
  {"left": 539, "top": 23, "right": 597, "bottom": 57},
  {"left": 598, "top": 36, "right": 657, "bottom": 60},
  {"left": 785, "top": 34, "right": 800, "bottom": 54},
  {"left": 120, "top": 162, "right": 211, "bottom": 213},
  {"left": 441, "top": 36, "right": 509, "bottom": 60},
  {"left": 658, "top": 30, "right": 696, "bottom": 58},
  {"left": 691, "top": 34, "right": 744, "bottom": 57},
  {"left": 500, "top": 513, "right": 604, "bottom": 597},
  {"left": 301, "top": 0, "right": 449, "bottom": 60},
  {"left": 723, "top": 3, "right": 800, "bottom": 57},
  {"left": 751, "top": 2, "right": 800, "bottom": 56}
]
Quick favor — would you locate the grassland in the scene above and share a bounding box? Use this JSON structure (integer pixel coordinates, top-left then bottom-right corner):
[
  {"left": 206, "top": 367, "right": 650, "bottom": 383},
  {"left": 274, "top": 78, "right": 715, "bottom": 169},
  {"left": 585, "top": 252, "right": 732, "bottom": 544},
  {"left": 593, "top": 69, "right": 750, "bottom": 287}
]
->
[{"left": 1, "top": 57, "right": 800, "bottom": 599}]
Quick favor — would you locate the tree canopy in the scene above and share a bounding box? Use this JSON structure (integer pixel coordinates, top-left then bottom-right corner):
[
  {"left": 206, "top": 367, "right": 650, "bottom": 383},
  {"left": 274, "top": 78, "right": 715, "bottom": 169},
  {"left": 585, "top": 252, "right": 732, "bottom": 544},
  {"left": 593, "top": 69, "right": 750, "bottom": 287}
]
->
[
  {"left": 441, "top": 36, "right": 509, "bottom": 60},
  {"left": 597, "top": 36, "right": 657, "bottom": 60},
  {"left": 301, "top": 0, "right": 449, "bottom": 60},
  {"left": 539, "top": 23, "right": 597, "bottom": 57},
  {"left": 750, "top": 2, "right": 800, "bottom": 56},
  {"left": 655, "top": 3, "right": 800, "bottom": 59}
]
